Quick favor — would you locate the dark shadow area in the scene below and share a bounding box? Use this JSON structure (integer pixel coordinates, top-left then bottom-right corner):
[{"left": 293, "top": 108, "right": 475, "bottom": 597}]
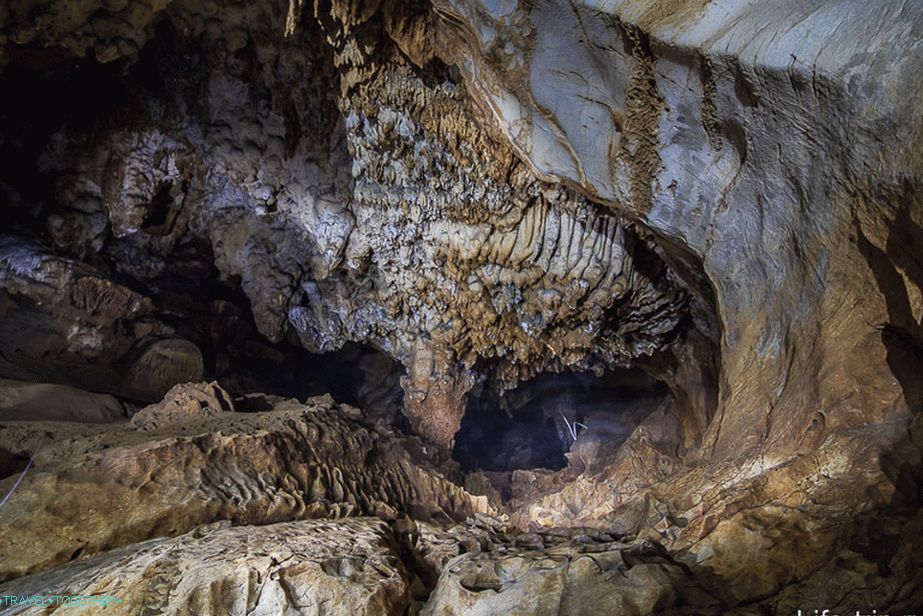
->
[
  {"left": 294, "top": 343, "right": 407, "bottom": 420},
  {"left": 221, "top": 341, "right": 406, "bottom": 422},
  {"left": 856, "top": 211, "right": 923, "bottom": 414},
  {"left": 0, "top": 447, "right": 29, "bottom": 481},
  {"left": 143, "top": 240, "right": 407, "bottom": 414},
  {"left": 454, "top": 368, "right": 670, "bottom": 472},
  {"left": 454, "top": 387, "right": 567, "bottom": 472},
  {"left": 0, "top": 45, "right": 132, "bottom": 235},
  {"left": 0, "top": 13, "right": 375, "bottom": 413}
]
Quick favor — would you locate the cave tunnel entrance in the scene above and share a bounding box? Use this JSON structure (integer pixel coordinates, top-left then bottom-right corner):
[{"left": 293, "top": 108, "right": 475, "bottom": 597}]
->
[
  {"left": 453, "top": 367, "right": 670, "bottom": 473},
  {"left": 225, "top": 337, "right": 406, "bottom": 425},
  {"left": 295, "top": 343, "right": 407, "bottom": 422}
]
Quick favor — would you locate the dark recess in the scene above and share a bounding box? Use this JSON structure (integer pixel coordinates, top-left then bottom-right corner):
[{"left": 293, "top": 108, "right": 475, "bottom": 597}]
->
[{"left": 453, "top": 368, "right": 670, "bottom": 472}]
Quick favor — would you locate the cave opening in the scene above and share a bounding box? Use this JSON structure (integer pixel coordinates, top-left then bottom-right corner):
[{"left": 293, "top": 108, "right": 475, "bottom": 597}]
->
[
  {"left": 226, "top": 341, "right": 406, "bottom": 424},
  {"left": 453, "top": 367, "right": 671, "bottom": 473},
  {"left": 290, "top": 343, "right": 407, "bottom": 423}
]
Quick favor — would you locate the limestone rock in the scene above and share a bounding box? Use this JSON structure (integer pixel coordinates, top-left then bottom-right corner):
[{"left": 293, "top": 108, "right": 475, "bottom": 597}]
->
[
  {"left": 426, "top": 0, "right": 923, "bottom": 458},
  {"left": 121, "top": 339, "right": 205, "bottom": 403},
  {"left": 131, "top": 381, "right": 234, "bottom": 431},
  {"left": 1, "top": 0, "right": 700, "bottom": 446},
  {"left": 422, "top": 530, "right": 721, "bottom": 615},
  {"left": 0, "top": 378, "right": 129, "bottom": 423},
  {"left": 0, "top": 236, "right": 202, "bottom": 402},
  {"left": 0, "top": 394, "right": 481, "bottom": 581},
  {"left": 0, "top": 518, "right": 411, "bottom": 616},
  {"left": 0, "top": 0, "right": 922, "bottom": 612}
]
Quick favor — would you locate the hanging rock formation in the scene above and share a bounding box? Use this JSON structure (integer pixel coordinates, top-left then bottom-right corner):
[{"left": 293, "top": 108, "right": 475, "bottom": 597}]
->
[{"left": 0, "top": 0, "right": 921, "bottom": 613}]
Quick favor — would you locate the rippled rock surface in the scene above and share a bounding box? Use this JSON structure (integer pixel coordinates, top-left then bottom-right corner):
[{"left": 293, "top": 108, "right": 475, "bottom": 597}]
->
[{"left": 1, "top": 0, "right": 921, "bottom": 613}]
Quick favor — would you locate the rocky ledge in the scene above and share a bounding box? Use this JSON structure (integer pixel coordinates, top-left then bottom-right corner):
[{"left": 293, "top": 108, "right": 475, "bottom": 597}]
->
[{"left": 1, "top": 0, "right": 922, "bottom": 614}]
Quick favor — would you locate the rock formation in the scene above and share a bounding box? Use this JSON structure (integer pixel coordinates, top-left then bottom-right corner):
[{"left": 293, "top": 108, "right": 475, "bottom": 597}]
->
[
  {"left": 0, "top": 0, "right": 921, "bottom": 613},
  {"left": 0, "top": 518, "right": 414, "bottom": 615}
]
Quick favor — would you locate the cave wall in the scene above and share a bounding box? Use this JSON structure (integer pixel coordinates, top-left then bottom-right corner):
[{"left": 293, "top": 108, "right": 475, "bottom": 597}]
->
[
  {"left": 1, "top": 0, "right": 923, "bottom": 611},
  {"left": 401, "top": 1, "right": 923, "bottom": 606},
  {"left": 423, "top": 0, "right": 923, "bottom": 459},
  {"left": 1, "top": 0, "right": 710, "bottom": 449}
]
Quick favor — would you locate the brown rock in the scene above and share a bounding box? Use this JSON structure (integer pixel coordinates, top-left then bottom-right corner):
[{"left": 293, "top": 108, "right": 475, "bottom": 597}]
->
[
  {"left": 0, "top": 378, "right": 129, "bottom": 423},
  {"left": 0, "top": 395, "right": 480, "bottom": 581},
  {"left": 131, "top": 381, "right": 233, "bottom": 431},
  {"left": 121, "top": 338, "right": 205, "bottom": 403},
  {"left": 422, "top": 536, "right": 721, "bottom": 615},
  {"left": 0, "top": 518, "right": 411, "bottom": 616}
]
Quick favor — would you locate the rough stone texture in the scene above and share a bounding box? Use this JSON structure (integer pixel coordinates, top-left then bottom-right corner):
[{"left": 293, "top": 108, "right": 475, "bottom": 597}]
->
[
  {"left": 426, "top": 0, "right": 923, "bottom": 459},
  {"left": 398, "top": 515, "right": 720, "bottom": 615},
  {"left": 121, "top": 338, "right": 205, "bottom": 403},
  {"left": 0, "top": 0, "right": 700, "bottom": 449},
  {"left": 0, "top": 235, "right": 203, "bottom": 402},
  {"left": 0, "top": 518, "right": 411, "bottom": 616},
  {"left": 0, "top": 0, "right": 922, "bottom": 613},
  {"left": 412, "top": 1, "right": 923, "bottom": 610},
  {"left": 130, "top": 381, "right": 234, "bottom": 431},
  {"left": 423, "top": 538, "right": 720, "bottom": 616},
  {"left": 0, "top": 392, "right": 483, "bottom": 582}
]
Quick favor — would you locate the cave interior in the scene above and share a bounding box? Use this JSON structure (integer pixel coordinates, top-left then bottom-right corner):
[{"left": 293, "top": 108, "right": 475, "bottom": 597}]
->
[{"left": 0, "top": 0, "right": 921, "bottom": 613}]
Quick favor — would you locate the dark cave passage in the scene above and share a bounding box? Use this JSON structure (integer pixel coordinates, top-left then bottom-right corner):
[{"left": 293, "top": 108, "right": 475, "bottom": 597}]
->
[
  {"left": 291, "top": 343, "right": 407, "bottom": 421},
  {"left": 453, "top": 368, "right": 671, "bottom": 472},
  {"left": 0, "top": 447, "right": 29, "bottom": 481},
  {"left": 0, "top": 0, "right": 921, "bottom": 611},
  {"left": 217, "top": 337, "right": 406, "bottom": 418}
]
